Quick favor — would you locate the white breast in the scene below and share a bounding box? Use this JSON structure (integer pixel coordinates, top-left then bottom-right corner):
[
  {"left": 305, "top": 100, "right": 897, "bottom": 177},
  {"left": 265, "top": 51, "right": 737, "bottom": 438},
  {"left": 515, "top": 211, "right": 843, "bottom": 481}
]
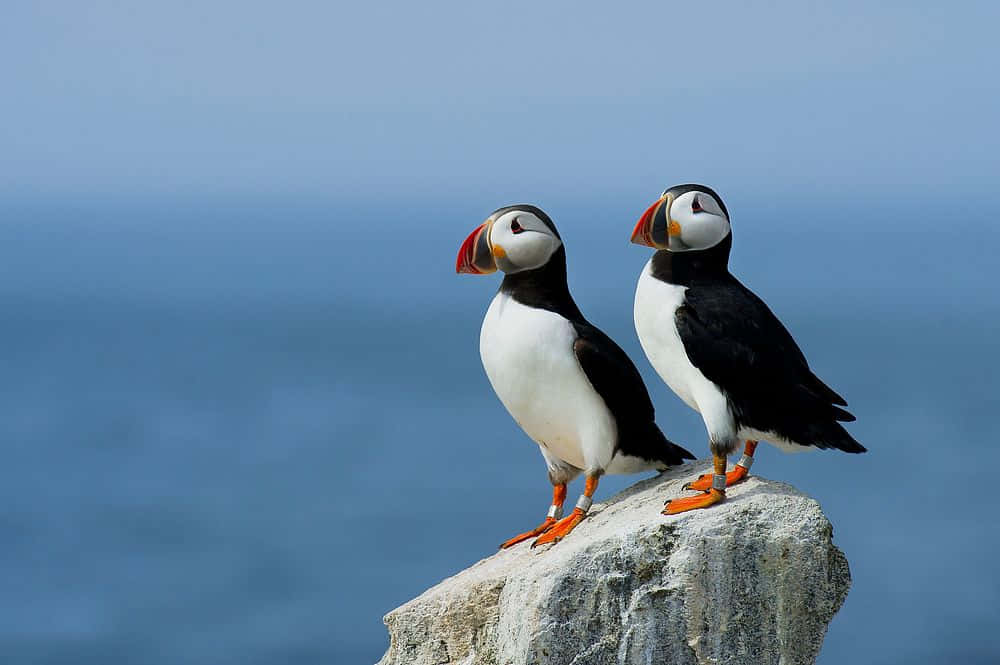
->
[
  {"left": 633, "top": 259, "right": 735, "bottom": 444},
  {"left": 479, "top": 292, "right": 616, "bottom": 473}
]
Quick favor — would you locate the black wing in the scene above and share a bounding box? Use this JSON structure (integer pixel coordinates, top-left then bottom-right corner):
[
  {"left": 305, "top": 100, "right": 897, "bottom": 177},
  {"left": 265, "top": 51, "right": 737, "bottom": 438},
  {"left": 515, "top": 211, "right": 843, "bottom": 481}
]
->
[
  {"left": 571, "top": 321, "right": 695, "bottom": 466},
  {"left": 676, "top": 277, "right": 865, "bottom": 453}
]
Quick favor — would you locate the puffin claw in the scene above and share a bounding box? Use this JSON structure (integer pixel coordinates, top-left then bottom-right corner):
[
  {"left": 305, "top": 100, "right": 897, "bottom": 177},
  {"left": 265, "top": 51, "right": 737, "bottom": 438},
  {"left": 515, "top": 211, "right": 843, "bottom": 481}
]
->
[
  {"left": 530, "top": 508, "right": 587, "bottom": 548},
  {"left": 499, "top": 517, "right": 557, "bottom": 549},
  {"left": 662, "top": 488, "right": 725, "bottom": 515}
]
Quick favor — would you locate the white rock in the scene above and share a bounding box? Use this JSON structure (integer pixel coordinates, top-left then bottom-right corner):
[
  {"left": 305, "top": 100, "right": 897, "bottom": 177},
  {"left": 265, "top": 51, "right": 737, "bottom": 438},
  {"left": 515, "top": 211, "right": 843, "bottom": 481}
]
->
[{"left": 377, "top": 460, "right": 851, "bottom": 665}]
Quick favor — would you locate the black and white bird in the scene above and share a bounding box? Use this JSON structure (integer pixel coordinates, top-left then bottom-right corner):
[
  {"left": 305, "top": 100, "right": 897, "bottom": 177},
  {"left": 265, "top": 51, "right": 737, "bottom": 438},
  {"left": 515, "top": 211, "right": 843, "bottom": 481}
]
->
[
  {"left": 629, "top": 184, "right": 866, "bottom": 514},
  {"left": 457, "top": 204, "right": 693, "bottom": 546}
]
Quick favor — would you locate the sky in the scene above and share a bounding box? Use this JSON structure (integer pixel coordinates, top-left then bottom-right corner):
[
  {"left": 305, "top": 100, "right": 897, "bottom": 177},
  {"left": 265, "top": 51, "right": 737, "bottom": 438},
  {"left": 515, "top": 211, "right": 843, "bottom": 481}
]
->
[{"left": 2, "top": 1, "right": 998, "bottom": 209}]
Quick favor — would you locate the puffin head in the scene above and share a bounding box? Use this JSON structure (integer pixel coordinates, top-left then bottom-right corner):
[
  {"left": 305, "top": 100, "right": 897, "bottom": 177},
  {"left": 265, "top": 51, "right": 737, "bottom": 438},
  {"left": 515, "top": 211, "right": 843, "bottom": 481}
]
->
[
  {"left": 456, "top": 204, "right": 563, "bottom": 275},
  {"left": 630, "top": 184, "right": 730, "bottom": 252}
]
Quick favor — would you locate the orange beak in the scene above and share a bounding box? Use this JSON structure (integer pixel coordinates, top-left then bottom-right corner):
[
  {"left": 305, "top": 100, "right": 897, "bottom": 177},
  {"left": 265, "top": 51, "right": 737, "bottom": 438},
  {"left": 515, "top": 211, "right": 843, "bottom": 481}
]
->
[
  {"left": 630, "top": 193, "right": 673, "bottom": 249},
  {"left": 456, "top": 220, "right": 497, "bottom": 274},
  {"left": 630, "top": 198, "right": 663, "bottom": 247}
]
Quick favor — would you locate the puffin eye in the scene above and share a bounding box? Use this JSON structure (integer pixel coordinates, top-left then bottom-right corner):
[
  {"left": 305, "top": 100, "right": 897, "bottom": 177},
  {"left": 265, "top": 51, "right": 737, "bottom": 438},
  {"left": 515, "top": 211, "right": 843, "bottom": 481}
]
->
[
  {"left": 691, "top": 196, "right": 703, "bottom": 213},
  {"left": 510, "top": 219, "right": 524, "bottom": 234}
]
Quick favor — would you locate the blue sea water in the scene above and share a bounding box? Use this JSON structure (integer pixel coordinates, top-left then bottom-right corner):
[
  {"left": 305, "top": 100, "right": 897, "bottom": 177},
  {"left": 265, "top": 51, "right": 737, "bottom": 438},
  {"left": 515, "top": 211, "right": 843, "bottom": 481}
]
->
[{"left": 1, "top": 198, "right": 997, "bottom": 664}]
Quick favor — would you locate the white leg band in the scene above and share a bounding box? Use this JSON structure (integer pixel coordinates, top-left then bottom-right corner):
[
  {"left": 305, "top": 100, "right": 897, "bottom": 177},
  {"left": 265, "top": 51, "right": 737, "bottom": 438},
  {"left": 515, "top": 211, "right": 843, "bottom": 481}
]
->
[
  {"left": 711, "top": 474, "right": 727, "bottom": 491},
  {"left": 736, "top": 454, "right": 754, "bottom": 470},
  {"left": 547, "top": 504, "right": 564, "bottom": 520},
  {"left": 575, "top": 495, "right": 593, "bottom": 513}
]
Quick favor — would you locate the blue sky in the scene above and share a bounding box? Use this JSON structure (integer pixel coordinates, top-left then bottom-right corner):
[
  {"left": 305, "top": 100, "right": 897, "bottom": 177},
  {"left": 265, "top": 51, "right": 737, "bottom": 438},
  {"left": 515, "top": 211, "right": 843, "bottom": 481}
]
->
[{"left": 2, "top": 2, "right": 998, "bottom": 208}]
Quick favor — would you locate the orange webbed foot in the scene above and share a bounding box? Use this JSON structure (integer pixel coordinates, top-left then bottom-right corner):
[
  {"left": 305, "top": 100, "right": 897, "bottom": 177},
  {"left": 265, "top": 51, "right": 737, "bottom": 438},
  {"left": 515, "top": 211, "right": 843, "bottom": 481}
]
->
[
  {"left": 531, "top": 508, "right": 586, "bottom": 548},
  {"left": 663, "top": 488, "right": 725, "bottom": 515},
  {"left": 683, "top": 465, "right": 749, "bottom": 491},
  {"left": 499, "top": 518, "right": 557, "bottom": 549}
]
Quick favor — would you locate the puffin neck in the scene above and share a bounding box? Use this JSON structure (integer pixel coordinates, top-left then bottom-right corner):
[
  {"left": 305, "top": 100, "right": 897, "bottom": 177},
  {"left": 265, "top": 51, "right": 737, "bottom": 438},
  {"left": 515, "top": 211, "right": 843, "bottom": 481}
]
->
[
  {"left": 650, "top": 233, "right": 733, "bottom": 286},
  {"left": 499, "top": 246, "right": 584, "bottom": 321}
]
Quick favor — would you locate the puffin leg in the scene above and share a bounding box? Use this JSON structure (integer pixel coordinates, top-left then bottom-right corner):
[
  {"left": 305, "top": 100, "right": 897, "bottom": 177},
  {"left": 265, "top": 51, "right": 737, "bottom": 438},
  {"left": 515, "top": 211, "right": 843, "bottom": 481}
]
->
[
  {"left": 531, "top": 475, "right": 599, "bottom": 548},
  {"left": 664, "top": 453, "right": 727, "bottom": 514},
  {"left": 499, "top": 483, "right": 567, "bottom": 549},
  {"left": 683, "top": 440, "right": 758, "bottom": 491}
]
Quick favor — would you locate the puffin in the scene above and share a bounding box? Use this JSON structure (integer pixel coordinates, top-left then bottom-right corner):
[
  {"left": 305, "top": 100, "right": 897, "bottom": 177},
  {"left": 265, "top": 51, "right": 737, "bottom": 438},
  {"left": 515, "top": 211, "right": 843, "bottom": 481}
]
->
[
  {"left": 629, "top": 184, "right": 866, "bottom": 514},
  {"left": 457, "top": 204, "right": 694, "bottom": 547}
]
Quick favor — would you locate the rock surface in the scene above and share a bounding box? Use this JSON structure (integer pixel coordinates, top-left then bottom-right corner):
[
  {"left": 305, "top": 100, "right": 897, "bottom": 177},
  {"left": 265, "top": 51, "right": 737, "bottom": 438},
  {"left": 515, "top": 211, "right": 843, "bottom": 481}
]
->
[{"left": 377, "top": 460, "right": 851, "bottom": 665}]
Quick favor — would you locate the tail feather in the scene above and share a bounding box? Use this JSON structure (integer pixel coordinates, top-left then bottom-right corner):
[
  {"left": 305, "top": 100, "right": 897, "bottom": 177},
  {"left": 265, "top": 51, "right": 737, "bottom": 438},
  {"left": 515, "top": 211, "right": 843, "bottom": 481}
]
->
[
  {"left": 650, "top": 424, "right": 696, "bottom": 463},
  {"left": 831, "top": 405, "right": 856, "bottom": 422},
  {"left": 814, "top": 422, "right": 867, "bottom": 454},
  {"left": 806, "top": 373, "right": 849, "bottom": 407}
]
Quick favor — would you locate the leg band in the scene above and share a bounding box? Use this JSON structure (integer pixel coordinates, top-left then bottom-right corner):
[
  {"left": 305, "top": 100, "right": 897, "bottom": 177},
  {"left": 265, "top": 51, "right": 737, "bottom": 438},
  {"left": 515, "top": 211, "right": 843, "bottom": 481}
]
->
[
  {"left": 575, "top": 495, "right": 593, "bottom": 513},
  {"left": 711, "top": 474, "right": 727, "bottom": 491},
  {"left": 736, "top": 454, "right": 754, "bottom": 470},
  {"left": 547, "top": 504, "right": 564, "bottom": 520}
]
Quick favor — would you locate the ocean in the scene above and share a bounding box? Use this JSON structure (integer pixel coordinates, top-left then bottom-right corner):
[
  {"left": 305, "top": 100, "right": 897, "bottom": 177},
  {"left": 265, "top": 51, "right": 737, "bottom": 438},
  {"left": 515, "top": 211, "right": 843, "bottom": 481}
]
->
[{"left": 1, "top": 198, "right": 997, "bottom": 664}]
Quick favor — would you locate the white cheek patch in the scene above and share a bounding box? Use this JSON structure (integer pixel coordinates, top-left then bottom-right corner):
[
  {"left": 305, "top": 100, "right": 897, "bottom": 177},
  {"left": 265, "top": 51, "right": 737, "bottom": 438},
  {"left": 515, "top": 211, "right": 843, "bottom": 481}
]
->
[
  {"left": 490, "top": 211, "right": 562, "bottom": 273},
  {"left": 504, "top": 233, "right": 560, "bottom": 272},
  {"left": 681, "top": 214, "right": 730, "bottom": 250},
  {"left": 670, "top": 191, "right": 730, "bottom": 251},
  {"left": 697, "top": 194, "right": 725, "bottom": 218}
]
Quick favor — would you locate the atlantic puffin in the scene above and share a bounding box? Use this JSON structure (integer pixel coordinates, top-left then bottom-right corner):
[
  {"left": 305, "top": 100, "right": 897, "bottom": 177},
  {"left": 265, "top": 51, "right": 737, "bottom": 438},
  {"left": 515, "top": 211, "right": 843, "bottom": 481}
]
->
[
  {"left": 629, "top": 184, "right": 866, "bottom": 514},
  {"left": 457, "top": 204, "right": 694, "bottom": 546}
]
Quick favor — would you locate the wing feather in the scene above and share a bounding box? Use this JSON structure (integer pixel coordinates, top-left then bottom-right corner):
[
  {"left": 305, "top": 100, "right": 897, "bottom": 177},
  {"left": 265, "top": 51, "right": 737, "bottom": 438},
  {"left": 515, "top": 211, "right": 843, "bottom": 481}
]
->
[
  {"left": 675, "top": 278, "right": 864, "bottom": 452},
  {"left": 572, "top": 323, "right": 694, "bottom": 464}
]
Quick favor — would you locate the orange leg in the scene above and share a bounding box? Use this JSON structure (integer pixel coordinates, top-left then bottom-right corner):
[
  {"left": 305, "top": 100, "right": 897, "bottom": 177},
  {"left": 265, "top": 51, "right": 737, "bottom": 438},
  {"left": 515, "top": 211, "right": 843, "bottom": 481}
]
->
[
  {"left": 683, "top": 440, "right": 758, "bottom": 491},
  {"left": 663, "top": 454, "right": 727, "bottom": 514},
  {"left": 499, "top": 484, "right": 567, "bottom": 549},
  {"left": 532, "top": 475, "right": 598, "bottom": 548}
]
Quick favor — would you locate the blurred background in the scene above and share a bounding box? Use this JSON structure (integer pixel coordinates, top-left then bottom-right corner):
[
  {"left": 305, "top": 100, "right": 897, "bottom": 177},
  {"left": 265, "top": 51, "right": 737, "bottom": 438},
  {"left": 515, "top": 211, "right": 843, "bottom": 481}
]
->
[{"left": 2, "top": 2, "right": 998, "bottom": 664}]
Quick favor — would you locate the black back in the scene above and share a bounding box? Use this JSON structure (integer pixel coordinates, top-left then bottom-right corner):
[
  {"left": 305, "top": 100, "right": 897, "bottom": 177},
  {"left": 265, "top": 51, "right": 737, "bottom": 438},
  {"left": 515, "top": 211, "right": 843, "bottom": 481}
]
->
[
  {"left": 652, "top": 248, "right": 865, "bottom": 453},
  {"left": 502, "top": 246, "right": 694, "bottom": 467}
]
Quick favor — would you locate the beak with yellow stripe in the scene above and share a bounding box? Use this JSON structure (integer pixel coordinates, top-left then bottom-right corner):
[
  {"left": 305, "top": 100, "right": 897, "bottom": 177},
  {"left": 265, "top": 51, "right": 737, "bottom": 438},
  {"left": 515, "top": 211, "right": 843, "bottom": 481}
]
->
[{"left": 456, "top": 217, "right": 499, "bottom": 275}]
